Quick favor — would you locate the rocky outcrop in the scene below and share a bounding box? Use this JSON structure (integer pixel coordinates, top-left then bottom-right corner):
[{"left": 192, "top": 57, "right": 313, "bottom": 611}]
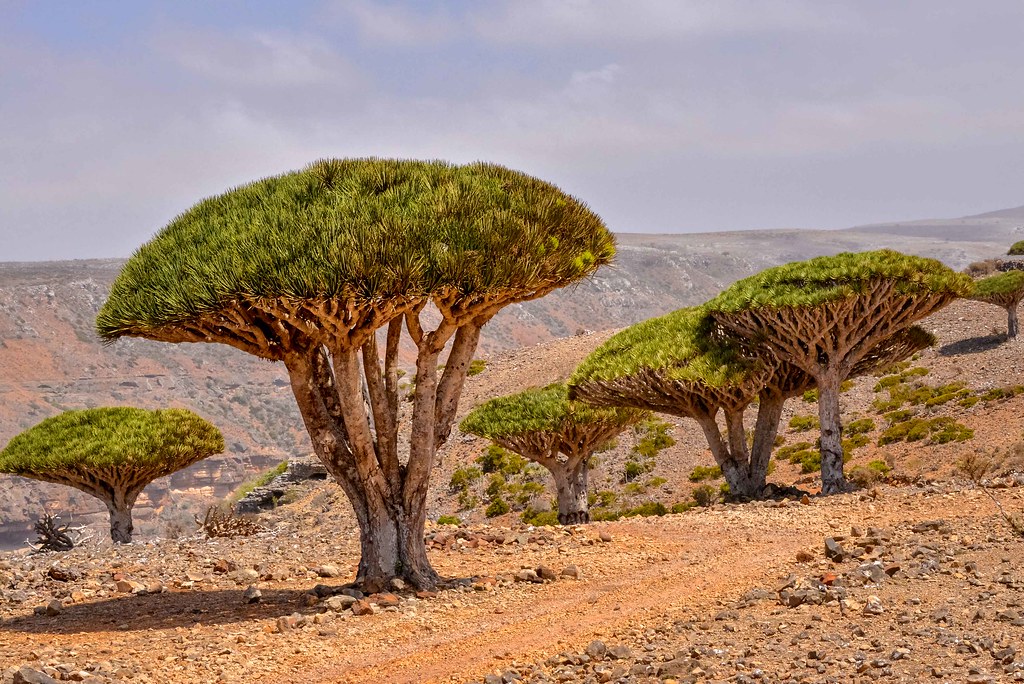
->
[{"left": 233, "top": 457, "right": 329, "bottom": 514}]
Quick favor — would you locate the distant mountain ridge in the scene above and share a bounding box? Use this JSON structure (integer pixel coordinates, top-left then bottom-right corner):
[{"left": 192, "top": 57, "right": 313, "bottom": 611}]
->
[{"left": 0, "top": 205, "right": 1020, "bottom": 544}]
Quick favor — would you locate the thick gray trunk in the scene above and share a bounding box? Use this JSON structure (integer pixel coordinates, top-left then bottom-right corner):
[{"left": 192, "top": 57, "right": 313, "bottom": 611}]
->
[
  {"left": 816, "top": 372, "right": 848, "bottom": 495},
  {"left": 356, "top": 494, "right": 437, "bottom": 592},
  {"left": 1008, "top": 306, "right": 1019, "bottom": 340},
  {"left": 695, "top": 411, "right": 766, "bottom": 501},
  {"left": 550, "top": 461, "right": 589, "bottom": 525},
  {"left": 106, "top": 500, "right": 134, "bottom": 544}
]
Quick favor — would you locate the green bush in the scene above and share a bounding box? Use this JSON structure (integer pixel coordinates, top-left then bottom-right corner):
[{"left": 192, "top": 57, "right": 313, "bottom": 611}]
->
[
  {"left": 845, "top": 418, "right": 876, "bottom": 435},
  {"left": 1009, "top": 240, "right": 1024, "bottom": 256},
  {"left": 457, "top": 490, "right": 478, "bottom": 511},
  {"left": 844, "top": 435, "right": 871, "bottom": 450},
  {"left": 671, "top": 501, "right": 696, "bottom": 514},
  {"left": 476, "top": 445, "right": 528, "bottom": 476},
  {"left": 449, "top": 466, "right": 482, "bottom": 492},
  {"left": 802, "top": 389, "right": 818, "bottom": 403},
  {"left": 592, "top": 490, "right": 617, "bottom": 508},
  {"left": 799, "top": 451, "right": 822, "bottom": 473},
  {"left": 878, "top": 417, "right": 973, "bottom": 446},
  {"left": 959, "top": 396, "right": 981, "bottom": 408},
  {"left": 623, "top": 481, "right": 646, "bottom": 495},
  {"left": 788, "top": 414, "right": 819, "bottom": 432},
  {"left": 873, "top": 375, "right": 903, "bottom": 392},
  {"left": 688, "top": 465, "right": 723, "bottom": 482},
  {"left": 484, "top": 473, "right": 506, "bottom": 499},
  {"left": 437, "top": 515, "right": 461, "bottom": 526},
  {"left": 521, "top": 508, "right": 558, "bottom": 526},
  {"left": 624, "top": 459, "right": 654, "bottom": 482},
  {"left": 647, "top": 476, "right": 668, "bottom": 488},
  {"left": 485, "top": 497, "right": 510, "bottom": 517},
  {"left": 692, "top": 484, "right": 718, "bottom": 507},
  {"left": 622, "top": 501, "right": 667, "bottom": 517},
  {"left": 883, "top": 409, "right": 916, "bottom": 425},
  {"left": 467, "top": 359, "right": 487, "bottom": 376},
  {"left": 867, "top": 459, "right": 891, "bottom": 475},
  {"left": 776, "top": 441, "right": 813, "bottom": 462}
]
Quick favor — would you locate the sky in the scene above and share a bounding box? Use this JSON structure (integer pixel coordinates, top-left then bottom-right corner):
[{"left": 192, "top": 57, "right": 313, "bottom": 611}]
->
[{"left": 3, "top": 1, "right": 1024, "bottom": 262}]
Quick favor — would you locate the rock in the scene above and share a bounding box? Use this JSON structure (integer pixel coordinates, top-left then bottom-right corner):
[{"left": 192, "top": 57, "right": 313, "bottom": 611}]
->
[
  {"left": 114, "top": 579, "right": 143, "bottom": 594},
  {"left": 316, "top": 564, "right": 341, "bottom": 578},
  {"left": 243, "top": 585, "right": 262, "bottom": 604},
  {"left": 586, "top": 640, "right": 607, "bottom": 659},
  {"left": 213, "top": 559, "right": 234, "bottom": 574},
  {"left": 824, "top": 537, "right": 846, "bottom": 562},
  {"left": 536, "top": 565, "right": 558, "bottom": 581},
  {"left": 863, "top": 595, "right": 885, "bottom": 616},
  {"left": 324, "top": 595, "right": 357, "bottom": 611},
  {"left": 276, "top": 613, "right": 306, "bottom": 632},
  {"left": 560, "top": 565, "right": 580, "bottom": 579},
  {"left": 370, "top": 592, "right": 400, "bottom": 608},
  {"left": 300, "top": 593, "right": 320, "bottom": 607},
  {"left": 144, "top": 582, "right": 165, "bottom": 594},
  {"left": 912, "top": 520, "right": 947, "bottom": 533},
  {"left": 795, "top": 549, "right": 815, "bottom": 562},
  {"left": 850, "top": 525, "right": 864, "bottom": 537},
  {"left": 45, "top": 599, "right": 62, "bottom": 616},
  {"left": 607, "top": 645, "right": 632, "bottom": 660},
  {"left": 351, "top": 599, "right": 374, "bottom": 616},
  {"left": 13, "top": 667, "right": 59, "bottom": 684},
  {"left": 599, "top": 531, "right": 613, "bottom": 543},
  {"left": 46, "top": 567, "right": 79, "bottom": 582},
  {"left": 515, "top": 569, "right": 540, "bottom": 583},
  {"left": 389, "top": 578, "right": 406, "bottom": 592},
  {"left": 996, "top": 608, "right": 1020, "bottom": 622},
  {"left": 232, "top": 568, "right": 260, "bottom": 585},
  {"left": 800, "top": 494, "right": 811, "bottom": 505}
]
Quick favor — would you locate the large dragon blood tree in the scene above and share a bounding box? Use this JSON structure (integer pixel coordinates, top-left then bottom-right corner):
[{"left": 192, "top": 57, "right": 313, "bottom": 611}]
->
[
  {"left": 96, "top": 158, "right": 615, "bottom": 589},
  {"left": 568, "top": 306, "right": 934, "bottom": 499},
  {"left": 460, "top": 383, "right": 645, "bottom": 524},
  {"left": 0, "top": 407, "right": 223, "bottom": 543},
  {"left": 704, "top": 250, "right": 971, "bottom": 494},
  {"left": 969, "top": 270, "right": 1024, "bottom": 339}
]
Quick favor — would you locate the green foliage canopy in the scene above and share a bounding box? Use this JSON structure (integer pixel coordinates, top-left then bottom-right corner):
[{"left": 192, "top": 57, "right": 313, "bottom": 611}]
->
[
  {"left": 707, "top": 249, "right": 972, "bottom": 314},
  {"left": 96, "top": 158, "right": 615, "bottom": 346},
  {"left": 1008, "top": 241, "right": 1024, "bottom": 256},
  {"left": 570, "top": 307, "right": 758, "bottom": 391},
  {"left": 0, "top": 407, "right": 223, "bottom": 476},
  {"left": 460, "top": 383, "right": 644, "bottom": 441},
  {"left": 971, "top": 270, "right": 1024, "bottom": 302}
]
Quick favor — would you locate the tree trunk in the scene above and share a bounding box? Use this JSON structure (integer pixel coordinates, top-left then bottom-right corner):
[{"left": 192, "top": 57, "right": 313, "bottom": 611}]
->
[
  {"left": 747, "top": 393, "right": 785, "bottom": 493},
  {"left": 106, "top": 500, "right": 134, "bottom": 544},
  {"left": 695, "top": 411, "right": 762, "bottom": 501},
  {"left": 550, "top": 461, "right": 589, "bottom": 525},
  {"left": 1008, "top": 305, "right": 1019, "bottom": 340},
  {"left": 354, "top": 493, "right": 437, "bottom": 592},
  {"left": 816, "top": 372, "right": 848, "bottom": 495}
]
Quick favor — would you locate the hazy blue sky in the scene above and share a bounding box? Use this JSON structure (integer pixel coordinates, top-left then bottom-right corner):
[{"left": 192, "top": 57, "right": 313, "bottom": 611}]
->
[{"left": 3, "top": 1, "right": 1024, "bottom": 261}]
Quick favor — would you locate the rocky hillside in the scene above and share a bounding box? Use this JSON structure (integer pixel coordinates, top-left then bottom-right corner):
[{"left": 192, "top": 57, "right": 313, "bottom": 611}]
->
[{"left": 0, "top": 208, "right": 1021, "bottom": 544}]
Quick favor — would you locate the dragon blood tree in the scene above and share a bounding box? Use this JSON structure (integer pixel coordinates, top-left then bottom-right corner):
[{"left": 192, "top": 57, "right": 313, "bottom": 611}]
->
[
  {"left": 704, "top": 250, "right": 971, "bottom": 494},
  {"left": 96, "top": 159, "right": 614, "bottom": 589},
  {"left": 569, "top": 307, "right": 936, "bottom": 499},
  {"left": 460, "top": 383, "right": 645, "bottom": 524},
  {"left": 969, "top": 271, "right": 1024, "bottom": 339},
  {"left": 0, "top": 408, "right": 223, "bottom": 543}
]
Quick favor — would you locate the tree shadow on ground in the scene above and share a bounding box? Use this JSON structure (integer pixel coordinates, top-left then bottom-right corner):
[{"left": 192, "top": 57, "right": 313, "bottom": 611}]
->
[
  {"left": 1, "top": 588, "right": 315, "bottom": 634},
  {"left": 938, "top": 333, "right": 1008, "bottom": 356}
]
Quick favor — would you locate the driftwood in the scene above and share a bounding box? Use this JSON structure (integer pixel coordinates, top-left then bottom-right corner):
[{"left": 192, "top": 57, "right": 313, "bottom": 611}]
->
[
  {"left": 28, "top": 513, "right": 91, "bottom": 553},
  {"left": 195, "top": 506, "right": 265, "bottom": 538}
]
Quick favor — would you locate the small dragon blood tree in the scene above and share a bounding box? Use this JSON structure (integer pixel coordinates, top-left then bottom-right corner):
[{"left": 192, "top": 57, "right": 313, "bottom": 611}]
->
[
  {"left": 0, "top": 407, "right": 223, "bottom": 542},
  {"left": 704, "top": 250, "right": 971, "bottom": 494},
  {"left": 969, "top": 270, "right": 1024, "bottom": 339},
  {"left": 460, "top": 383, "right": 645, "bottom": 524},
  {"left": 97, "top": 158, "right": 614, "bottom": 589}
]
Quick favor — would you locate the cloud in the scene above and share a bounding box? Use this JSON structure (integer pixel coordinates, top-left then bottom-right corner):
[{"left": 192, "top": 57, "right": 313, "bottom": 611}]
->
[{"left": 324, "top": 0, "right": 456, "bottom": 47}]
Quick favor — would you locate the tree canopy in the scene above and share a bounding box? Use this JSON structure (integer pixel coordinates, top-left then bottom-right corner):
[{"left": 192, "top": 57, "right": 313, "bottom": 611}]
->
[
  {"left": 1008, "top": 240, "right": 1024, "bottom": 256},
  {"left": 97, "top": 158, "right": 614, "bottom": 358},
  {"left": 0, "top": 407, "right": 223, "bottom": 474},
  {"left": 0, "top": 407, "right": 223, "bottom": 542},
  {"left": 95, "top": 158, "right": 614, "bottom": 587},
  {"left": 969, "top": 270, "right": 1024, "bottom": 339}
]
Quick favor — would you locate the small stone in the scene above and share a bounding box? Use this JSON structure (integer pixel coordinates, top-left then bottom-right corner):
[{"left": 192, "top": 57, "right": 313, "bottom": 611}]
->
[
  {"left": 389, "top": 578, "right": 406, "bottom": 592},
  {"left": 371, "top": 592, "right": 400, "bottom": 608},
  {"left": 863, "top": 595, "right": 884, "bottom": 616},
  {"left": 560, "top": 565, "right": 580, "bottom": 579},
  {"left": 145, "top": 582, "right": 165, "bottom": 594},
  {"left": 324, "top": 595, "right": 357, "bottom": 611},
  {"left": 850, "top": 526, "right": 864, "bottom": 537},
  {"left": 232, "top": 568, "right": 260, "bottom": 585},
  {"left": 316, "top": 564, "right": 341, "bottom": 578},
  {"left": 13, "top": 667, "right": 59, "bottom": 684},
  {"left": 46, "top": 567, "right": 79, "bottom": 582},
  {"left": 243, "top": 585, "right": 262, "bottom": 604},
  {"left": 351, "top": 599, "right": 374, "bottom": 616},
  {"left": 586, "top": 640, "right": 607, "bottom": 659},
  {"left": 213, "top": 559, "right": 233, "bottom": 574},
  {"left": 536, "top": 565, "right": 558, "bottom": 581},
  {"left": 824, "top": 537, "right": 846, "bottom": 562},
  {"left": 599, "top": 531, "right": 613, "bottom": 543},
  {"left": 607, "top": 645, "right": 632, "bottom": 660},
  {"left": 800, "top": 494, "right": 810, "bottom": 505},
  {"left": 515, "top": 569, "right": 540, "bottom": 583},
  {"left": 300, "top": 593, "right": 319, "bottom": 607},
  {"left": 796, "top": 550, "right": 815, "bottom": 563},
  {"left": 276, "top": 613, "right": 305, "bottom": 632},
  {"left": 45, "top": 599, "right": 62, "bottom": 616}
]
